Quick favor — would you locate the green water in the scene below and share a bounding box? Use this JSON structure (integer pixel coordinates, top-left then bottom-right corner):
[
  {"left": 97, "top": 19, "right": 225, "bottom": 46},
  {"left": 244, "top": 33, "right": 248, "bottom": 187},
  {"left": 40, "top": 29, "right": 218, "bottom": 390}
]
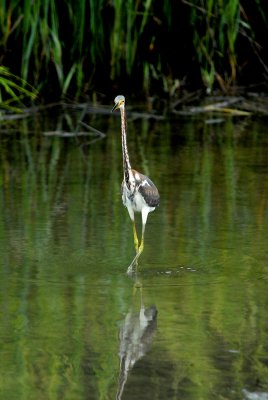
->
[{"left": 0, "top": 108, "right": 268, "bottom": 400}]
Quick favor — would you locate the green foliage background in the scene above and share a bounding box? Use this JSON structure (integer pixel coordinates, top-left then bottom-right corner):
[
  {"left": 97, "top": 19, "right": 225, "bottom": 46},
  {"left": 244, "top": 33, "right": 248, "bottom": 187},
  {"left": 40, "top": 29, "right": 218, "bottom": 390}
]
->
[{"left": 0, "top": 0, "right": 268, "bottom": 102}]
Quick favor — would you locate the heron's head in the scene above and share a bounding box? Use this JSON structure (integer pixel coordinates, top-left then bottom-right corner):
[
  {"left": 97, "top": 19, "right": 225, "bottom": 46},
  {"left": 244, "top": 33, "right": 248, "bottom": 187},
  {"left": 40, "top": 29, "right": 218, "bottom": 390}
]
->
[{"left": 112, "top": 95, "right": 125, "bottom": 112}]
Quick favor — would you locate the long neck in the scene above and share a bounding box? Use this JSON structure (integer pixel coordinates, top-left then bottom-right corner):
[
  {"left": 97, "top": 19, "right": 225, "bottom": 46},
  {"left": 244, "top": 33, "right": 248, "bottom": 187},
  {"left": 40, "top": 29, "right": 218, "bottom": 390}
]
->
[{"left": 120, "top": 105, "right": 131, "bottom": 178}]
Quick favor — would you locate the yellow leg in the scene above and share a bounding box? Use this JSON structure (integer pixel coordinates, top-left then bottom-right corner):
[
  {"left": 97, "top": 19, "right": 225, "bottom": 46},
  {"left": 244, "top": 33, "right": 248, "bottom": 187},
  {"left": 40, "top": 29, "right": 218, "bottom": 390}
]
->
[
  {"left": 133, "top": 221, "right": 139, "bottom": 253},
  {"left": 138, "top": 232, "right": 144, "bottom": 254},
  {"left": 127, "top": 227, "right": 145, "bottom": 275}
]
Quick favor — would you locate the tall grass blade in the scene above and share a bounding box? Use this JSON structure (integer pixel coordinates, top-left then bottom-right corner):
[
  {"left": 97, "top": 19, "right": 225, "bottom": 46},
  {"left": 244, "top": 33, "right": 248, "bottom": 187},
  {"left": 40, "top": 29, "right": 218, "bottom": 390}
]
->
[
  {"left": 0, "top": 0, "right": 267, "bottom": 98},
  {"left": 0, "top": 66, "right": 38, "bottom": 111}
]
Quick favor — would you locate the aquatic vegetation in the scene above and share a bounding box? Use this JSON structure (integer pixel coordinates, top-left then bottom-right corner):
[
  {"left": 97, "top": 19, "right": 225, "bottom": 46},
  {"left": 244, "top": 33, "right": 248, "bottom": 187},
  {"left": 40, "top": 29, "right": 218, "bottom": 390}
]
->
[
  {"left": 0, "top": 0, "right": 267, "bottom": 99},
  {"left": 0, "top": 66, "right": 38, "bottom": 112}
]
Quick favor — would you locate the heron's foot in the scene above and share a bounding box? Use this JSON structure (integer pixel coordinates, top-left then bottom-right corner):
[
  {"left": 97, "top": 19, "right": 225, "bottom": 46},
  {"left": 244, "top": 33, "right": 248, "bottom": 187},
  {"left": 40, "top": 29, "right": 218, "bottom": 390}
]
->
[
  {"left": 126, "top": 265, "right": 134, "bottom": 276},
  {"left": 126, "top": 259, "right": 137, "bottom": 276},
  {"left": 126, "top": 249, "right": 143, "bottom": 276}
]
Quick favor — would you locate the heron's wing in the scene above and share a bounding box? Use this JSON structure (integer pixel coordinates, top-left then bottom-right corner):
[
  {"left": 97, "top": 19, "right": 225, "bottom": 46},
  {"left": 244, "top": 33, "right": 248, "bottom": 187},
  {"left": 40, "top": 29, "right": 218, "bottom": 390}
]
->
[{"left": 137, "top": 174, "right": 160, "bottom": 208}]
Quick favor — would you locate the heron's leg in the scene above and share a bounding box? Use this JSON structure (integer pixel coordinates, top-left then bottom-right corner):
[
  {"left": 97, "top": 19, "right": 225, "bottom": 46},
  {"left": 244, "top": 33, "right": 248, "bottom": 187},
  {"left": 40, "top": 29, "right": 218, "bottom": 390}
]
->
[
  {"left": 127, "top": 207, "right": 139, "bottom": 253},
  {"left": 127, "top": 231, "right": 140, "bottom": 276},
  {"left": 133, "top": 221, "right": 139, "bottom": 253},
  {"left": 138, "top": 208, "right": 149, "bottom": 254},
  {"left": 127, "top": 210, "right": 149, "bottom": 275},
  {"left": 127, "top": 248, "right": 142, "bottom": 275},
  {"left": 138, "top": 223, "right": 145, "bottom": 253}
]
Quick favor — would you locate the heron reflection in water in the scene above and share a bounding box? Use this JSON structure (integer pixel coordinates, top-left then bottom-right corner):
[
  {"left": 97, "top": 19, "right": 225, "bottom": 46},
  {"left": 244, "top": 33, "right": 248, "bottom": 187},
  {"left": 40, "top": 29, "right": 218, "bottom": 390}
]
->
[
  {"left": 116, "top": 285, "right": 158, "bottom": 400},
  {"left": 112, "top": 95, "right": 160, "bottom": 274}
]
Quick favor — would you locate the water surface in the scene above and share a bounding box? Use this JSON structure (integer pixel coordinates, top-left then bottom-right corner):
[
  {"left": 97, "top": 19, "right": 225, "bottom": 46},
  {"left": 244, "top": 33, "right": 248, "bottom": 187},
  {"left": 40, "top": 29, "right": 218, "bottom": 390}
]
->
[{"left": 0, "top": 107, "right": 268, "bottom": 399}]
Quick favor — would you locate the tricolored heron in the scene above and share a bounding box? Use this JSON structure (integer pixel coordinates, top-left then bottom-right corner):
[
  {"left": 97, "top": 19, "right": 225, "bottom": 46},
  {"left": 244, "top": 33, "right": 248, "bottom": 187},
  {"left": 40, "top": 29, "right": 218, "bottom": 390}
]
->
[{"left": 112, "top": 95, "right": 160, "bottom": 273}]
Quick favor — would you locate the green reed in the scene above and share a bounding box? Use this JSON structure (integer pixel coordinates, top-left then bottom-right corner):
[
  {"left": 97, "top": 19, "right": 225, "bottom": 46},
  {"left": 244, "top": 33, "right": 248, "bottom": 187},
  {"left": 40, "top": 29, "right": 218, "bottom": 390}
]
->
[
  {"left": 0, "top": 0, "right": 267, "bottom": 101},
  {"left": 189, "top": 0, "right": 241, "bottom": 92},
  {"left": 189, "top": 0, "right": 267, "bottom": 92},
  {"left": 0, "top": 66, "right": 38, "bottom": 112}
]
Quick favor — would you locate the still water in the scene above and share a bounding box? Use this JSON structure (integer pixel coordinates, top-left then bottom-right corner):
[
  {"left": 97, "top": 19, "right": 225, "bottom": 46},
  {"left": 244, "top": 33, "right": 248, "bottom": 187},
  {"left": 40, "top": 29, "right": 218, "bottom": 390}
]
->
[{"left": 0, "top": 105, "right": 268, "bottom": 400}]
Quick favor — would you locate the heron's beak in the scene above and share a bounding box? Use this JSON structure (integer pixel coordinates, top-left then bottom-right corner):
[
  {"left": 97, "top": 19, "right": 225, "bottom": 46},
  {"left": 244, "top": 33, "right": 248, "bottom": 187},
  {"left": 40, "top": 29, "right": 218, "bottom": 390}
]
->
[{"left": 112, "top": 102, "right": 119, "bottom": 112}]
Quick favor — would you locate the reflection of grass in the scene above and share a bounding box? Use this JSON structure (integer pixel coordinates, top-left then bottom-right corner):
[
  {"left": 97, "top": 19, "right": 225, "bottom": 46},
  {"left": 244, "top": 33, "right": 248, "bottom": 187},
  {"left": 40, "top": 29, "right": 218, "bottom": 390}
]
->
[
  {"left": 0, "top": 110, "right": 127, "bottom": 399},
  {"left": 0, "top": 113, "right": 268, "bottom": 398}
]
